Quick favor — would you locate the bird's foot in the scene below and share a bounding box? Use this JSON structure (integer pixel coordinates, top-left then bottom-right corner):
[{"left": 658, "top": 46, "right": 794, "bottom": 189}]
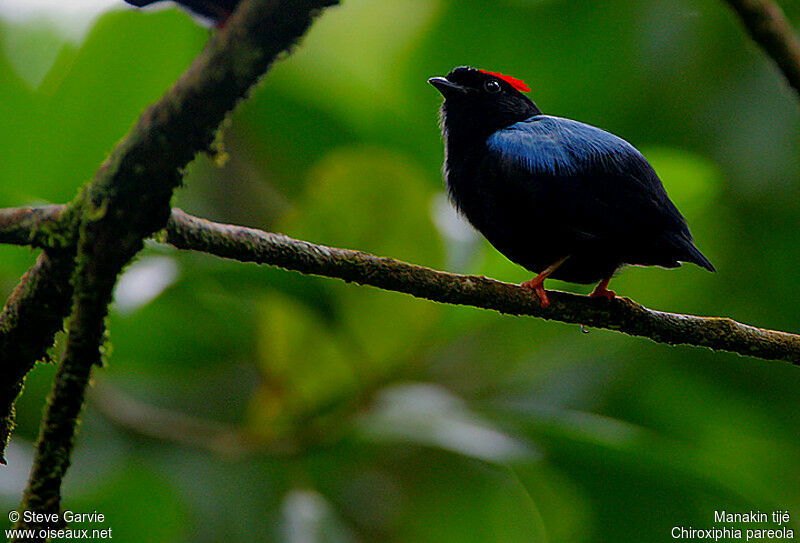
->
[
  {"left": 519, "top": 257, "right": 570, "bottom": 308},
  {"left": 520, "top": 278, "right": 550, "bottom": 307},
  {"left": 589, "top": 288, "right": 616, "bottom": 301},
  {"left": 589, "top": 278, "right": 616, "bottom": 301}
]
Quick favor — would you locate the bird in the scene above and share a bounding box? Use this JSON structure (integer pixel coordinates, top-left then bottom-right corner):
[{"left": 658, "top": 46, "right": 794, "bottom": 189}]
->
[
  {"left": 429, "top": 66, "right": 714, "bottom": 307},
  {"left": 123, "top": 0, "right": 239, "bottom": 26}
]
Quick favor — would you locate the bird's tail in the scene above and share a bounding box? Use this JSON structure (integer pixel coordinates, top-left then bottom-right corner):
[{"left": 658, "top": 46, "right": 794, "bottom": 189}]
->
[
  {"left": 681, "top": 240, "right": 715, "bottom": 272},
  {"left": 665, "top": 230, "right": 715, "bottom": 272}
]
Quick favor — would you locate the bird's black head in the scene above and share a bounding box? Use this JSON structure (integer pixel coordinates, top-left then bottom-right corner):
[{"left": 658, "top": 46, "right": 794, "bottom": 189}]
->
[{"left": 429, "top": 66, "right": 541, "bottom": 143}]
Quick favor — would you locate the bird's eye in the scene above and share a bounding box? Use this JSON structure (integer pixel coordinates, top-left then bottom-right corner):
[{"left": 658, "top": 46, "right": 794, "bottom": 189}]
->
[{"left": 484, "top": 80, "right": 502, "bottom": 93}]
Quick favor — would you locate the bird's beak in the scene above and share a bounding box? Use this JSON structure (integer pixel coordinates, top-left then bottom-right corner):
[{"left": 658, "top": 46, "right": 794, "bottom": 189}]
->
[{"left": 428, "top": 76, "right": 466, "bottom": 97}]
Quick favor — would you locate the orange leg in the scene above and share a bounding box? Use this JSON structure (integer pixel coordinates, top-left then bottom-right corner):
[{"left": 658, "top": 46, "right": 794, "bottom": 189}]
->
[
  {"left": 589, "top": 276, "right": 616, "bottom": 300},
  {"left": 520, "top": 256, "right": 569, "bottom": 307}
]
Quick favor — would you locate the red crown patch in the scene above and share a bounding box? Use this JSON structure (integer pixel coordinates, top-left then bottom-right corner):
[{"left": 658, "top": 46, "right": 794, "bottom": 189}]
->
[{"left": 478, "top": 69, "right": 531, "bottom": 93}]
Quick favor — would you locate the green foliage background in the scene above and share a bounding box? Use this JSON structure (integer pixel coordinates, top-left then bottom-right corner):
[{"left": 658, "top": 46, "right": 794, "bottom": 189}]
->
[{"left": 1, "top": 1, "right": 799, "bottom": 541}]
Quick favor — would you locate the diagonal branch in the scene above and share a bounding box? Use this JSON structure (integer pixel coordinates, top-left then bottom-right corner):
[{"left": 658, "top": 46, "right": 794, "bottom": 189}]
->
[
  {"left": 724, "top": 0, "right": 800, "bottom": 96},
  {"left": 3, "top": 205, "right": 799, "bottom": 364},
  {"left": 0, "top": 251, "right": 74, "bottom": 464},
  {"left": 6, "top": 0, "right": 339, "bottom": 534},
  {"left": 0, "top": 206, "right": 76, "bottom": 461}
]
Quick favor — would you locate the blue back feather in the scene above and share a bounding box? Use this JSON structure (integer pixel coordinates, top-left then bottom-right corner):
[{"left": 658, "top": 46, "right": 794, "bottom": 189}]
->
[{"left": 486, "top": 115, "right": 648, "bottom": 177}]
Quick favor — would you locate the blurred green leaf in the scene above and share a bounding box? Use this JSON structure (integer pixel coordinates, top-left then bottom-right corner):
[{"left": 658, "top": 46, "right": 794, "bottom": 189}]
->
[
  {"left": 66, "top": 461, "right": 187, "bottom": 543},
  {"left": 288, "top": 147, "right": 444, "bottom": 363},
  {"left": 643, "top": 146, "right": 721, "bottom": 219},
  {"left": 107, "top": 261, "right": 259, "bottom": 380},
  {"left": 387, "top": 449, "right": 547, "bottom": 543},
  {"left": 272, "top": 0, "right": 443, "bottom": 131},
  {"left": 249, "top": 291, "right": 359, "bottom": 437},
  {"left": 359, "top": 383, "right": 533, "bottom": 462},
  {"left": 0, "top": 9, "right": 205, "bottom": 204},
  {"left": 1, "top": 19, "right": 70, "bottom": 89}
]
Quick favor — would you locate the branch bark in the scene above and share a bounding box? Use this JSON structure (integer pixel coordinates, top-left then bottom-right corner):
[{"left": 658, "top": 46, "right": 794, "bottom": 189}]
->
[
  {"left": 0, "top": 251, "right": 74, "bottom": 464},
  {"left": 3, "top": 0, "right": 338, "bottom": 536},
  {"left": 3, "top": 205, "right": 799, "bottom": 364},
  {"left": 163, "top": 210, "right": 800, "bottom": 364},
  {"left": 724, "top": 0, "right": 800, "bottom": 96}
]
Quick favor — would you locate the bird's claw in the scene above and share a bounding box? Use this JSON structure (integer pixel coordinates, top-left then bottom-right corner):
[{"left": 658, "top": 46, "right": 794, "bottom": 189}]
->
[
  {"left": 589, "top": 288, "right": 616, "bottom": 301},
  {"left": 520, "top": 279, "right": 550, "bottom": 307}
]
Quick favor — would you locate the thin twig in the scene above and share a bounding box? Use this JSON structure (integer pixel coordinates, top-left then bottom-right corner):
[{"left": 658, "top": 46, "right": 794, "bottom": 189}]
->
[
  {"left": 89, "top": 383, "right": 277, "bottom": 459},
  {"left": 724, "top": 0, "right": 800, "bottom": 96}
]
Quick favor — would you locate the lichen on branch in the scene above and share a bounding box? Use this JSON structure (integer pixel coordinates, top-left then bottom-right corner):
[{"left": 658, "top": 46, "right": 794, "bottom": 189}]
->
[
  {"left": 3, "top": 205, "right": 800, "bottom": 365},
  {"left": 2, "top": 0, "right": 340, "bottom": 535},
  {"left": 164, "top": 210, "right": 800, "bottom": 365}
]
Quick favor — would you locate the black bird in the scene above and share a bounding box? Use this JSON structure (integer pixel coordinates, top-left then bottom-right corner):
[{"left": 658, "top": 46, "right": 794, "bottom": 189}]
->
[
  {"left": 429, "top": 66, "right": 714, "bottom": 307},
  {"left": 123, "top": 0, "right": 239, "bottom": 25}
]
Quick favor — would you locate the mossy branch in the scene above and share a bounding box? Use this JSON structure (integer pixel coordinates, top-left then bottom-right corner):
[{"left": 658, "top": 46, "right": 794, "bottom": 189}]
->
[
  {"left": 3, "top": 205, "right": 800, "bottom": 365},
  {"left": 2, "top": 0, "right": 339, "bottom": 536},
  {"left": 0, "top": 251, "right": 74, "bottom": 465},
  {"left": 724, "top": 0, "right": 800, "bottom": 96},
  {"left": 162, "top": 211, "right": 800, "bottom": 365}
]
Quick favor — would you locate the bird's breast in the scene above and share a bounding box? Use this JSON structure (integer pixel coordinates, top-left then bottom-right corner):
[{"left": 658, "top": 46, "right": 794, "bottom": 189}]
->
[{"left": 444, "top": 143, "right": 570, "bottom": 268}]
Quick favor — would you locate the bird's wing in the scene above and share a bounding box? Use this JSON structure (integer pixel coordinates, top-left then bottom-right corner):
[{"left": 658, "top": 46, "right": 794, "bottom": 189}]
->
[{"left": 485, "top": 115, "right": 701, "bottom": 263}]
